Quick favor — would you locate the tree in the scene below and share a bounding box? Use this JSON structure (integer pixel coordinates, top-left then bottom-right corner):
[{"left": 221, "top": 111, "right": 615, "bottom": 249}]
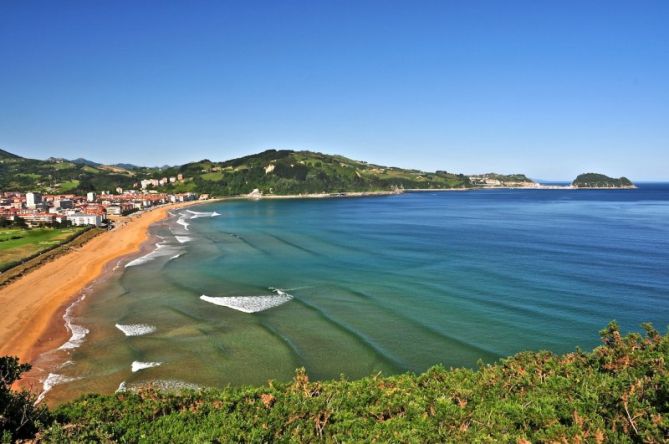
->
[
  {"left": 12, "top": 217, "right": 27, "bottom": 228},
  {"left": 0, "top": 356, "right": 50, "bottom": 442}
]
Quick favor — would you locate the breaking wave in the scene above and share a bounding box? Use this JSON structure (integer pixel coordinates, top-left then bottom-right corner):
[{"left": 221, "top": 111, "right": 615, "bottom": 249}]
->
[
  {"left": 115, "top": 323, "right": 157, "bottom": 336},
  {"left": 174, "top": 236, "right": 192, "bottom": 243},
  {"left": 186, "top": 209, "right": 220, "bottom": 218},
  {"left": 36, "top": 373, "right": 80, "bottom": 404},
  {"left": 58, "top": 294, "right": 89, "bottom": 351},
  {"left": 176, "top": 215, "right": 190, "bottom": 231},
  {"left": 126, "top": 242, "right": 184, "bottom": 267},
  {"left": 131, "top": 361, "right": 162, "bottom": 372},
  {"left": 200, "top": 289, "right": 293, "bottom": 313}
]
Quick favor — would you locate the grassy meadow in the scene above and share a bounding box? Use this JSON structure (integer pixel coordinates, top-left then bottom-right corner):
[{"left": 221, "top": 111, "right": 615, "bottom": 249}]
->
[{"left": 0, "top": 227, "right": 85, "bottom": 270}]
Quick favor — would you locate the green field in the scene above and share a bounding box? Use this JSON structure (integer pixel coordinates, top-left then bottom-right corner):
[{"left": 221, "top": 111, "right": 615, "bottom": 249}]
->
[
  {"left": 0, "top": 227, "right": 85, "bottom": 269},
  {"left": 56, "top": 179, "right": 80, "bottom": 192},
  {"left": 200, "top": 171, "right": 225, "bottom": 181}
]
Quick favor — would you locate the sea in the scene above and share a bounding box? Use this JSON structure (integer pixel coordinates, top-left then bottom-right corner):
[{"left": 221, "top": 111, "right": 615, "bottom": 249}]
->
[{"left": 41, "top": 184, "right": 669, "bottom": 402}]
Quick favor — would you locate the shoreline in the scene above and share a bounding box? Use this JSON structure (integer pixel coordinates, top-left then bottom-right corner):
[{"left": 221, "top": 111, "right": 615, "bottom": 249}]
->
[
  {"left": 0, "top": 200, "right": 209, "bottom": 375},
  {"left": 244, "top": 186, "right": 639, "bottom": 199},
  {"left": 1, "top": 186, "right": 638, "bottom": 359},
  {"left": 2, "top": 187, "right": 639, "bottom": 395}
]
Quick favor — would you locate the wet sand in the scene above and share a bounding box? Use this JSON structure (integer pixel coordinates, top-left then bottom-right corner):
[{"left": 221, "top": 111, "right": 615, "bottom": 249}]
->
[{"left": 0, "top": 201, "right": 205, "bottom": 366}]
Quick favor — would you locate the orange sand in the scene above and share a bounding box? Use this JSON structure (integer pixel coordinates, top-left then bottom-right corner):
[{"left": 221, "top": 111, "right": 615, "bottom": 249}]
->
[{"left": 0, "top": 202, "right": 201, "bottom": 363}]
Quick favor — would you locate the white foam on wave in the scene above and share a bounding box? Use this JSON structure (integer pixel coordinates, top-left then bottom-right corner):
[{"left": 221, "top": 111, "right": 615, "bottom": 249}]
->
[
  {"left": 200, "top": 289, "right": 293, "bottom": 313},
  {"left": 115, "top": 323, "right": 157, "bottom": 336},
  {"left": 125, "top": 242, "right": 163, "bottom": 267},
  {"left": 132, "top": 361, "right": 162, "bottom": 372},
  {"left": 176, "top": 215, "right": 190, "bottom": 230},
  {"left": 58, "top": 294, "right": 89, "bottom": 351},
  {"left": 186, "top": 209, "right": 220, "bottom": 218},
  {"left": 175, "top": 235, "right": 192, "bottom": 243},
  {"left": 126, "top": 242, "right": 184, "bottom": 267},
  {"left": 36, "top": 373, "right": 79, "bottom": 404}
]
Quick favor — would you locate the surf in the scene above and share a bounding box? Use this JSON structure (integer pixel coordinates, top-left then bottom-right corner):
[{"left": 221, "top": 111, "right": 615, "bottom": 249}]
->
[
  {"left": 115, "top": 324, "right": 157, "bottom": 336},
  {"left": 200, "top": 289, "right": 293, "bottom": 313},
  {"left": 58, "top": 294, "right": 89, "bottom": 351},
  {"left": 125, "top": 242, "right": 183, "bottom": 267},
  {"left": 131, "top": 361, "right": 162, "bottom": 372}
]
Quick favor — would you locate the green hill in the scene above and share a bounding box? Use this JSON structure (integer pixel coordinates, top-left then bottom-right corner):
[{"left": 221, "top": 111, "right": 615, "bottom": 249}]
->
[
  {"left": 0, "top": 148, "right": 21, "bottom": 159},
  {"left": 572, "top": 173, "right": 635, "bottom": 188},
  {"left": 0, "top": 149, "right": 140, "bottom": 194},
  {"left": 160, "top": 149, "right": 471, "bottom": 195},
  {"left": 3, "top": 322, "right": 667, "bottom": 442},
  {"left": 0, "top": 149, "right": 473, "bottom": 195}
]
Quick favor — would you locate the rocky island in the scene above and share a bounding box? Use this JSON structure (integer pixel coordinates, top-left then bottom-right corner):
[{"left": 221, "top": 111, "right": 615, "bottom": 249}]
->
[{"left": 572, "top": 173, "right": 636, "bottom": 189}]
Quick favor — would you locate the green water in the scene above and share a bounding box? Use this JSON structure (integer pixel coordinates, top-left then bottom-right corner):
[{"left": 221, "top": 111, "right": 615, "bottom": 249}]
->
[{"left": 42, "top": 187, "right": 669, "bottom": 402}]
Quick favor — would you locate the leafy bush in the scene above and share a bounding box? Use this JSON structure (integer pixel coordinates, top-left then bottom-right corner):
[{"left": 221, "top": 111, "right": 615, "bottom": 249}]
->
[
  {"left": 39, "top": 322, "right": 669, "bottom": 442},
  {"left": 0, "top": 357, "right": 50, "bottom": 442}
]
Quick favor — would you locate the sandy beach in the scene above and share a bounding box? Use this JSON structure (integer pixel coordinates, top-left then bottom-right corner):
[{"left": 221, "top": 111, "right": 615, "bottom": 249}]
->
[{"left": 0, "top": 201, "right": 203, "bottom": 366}]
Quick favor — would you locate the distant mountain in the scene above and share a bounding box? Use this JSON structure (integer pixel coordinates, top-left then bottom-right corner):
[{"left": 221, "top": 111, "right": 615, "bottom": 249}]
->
[
  {"left": 0, "top": 148, "right": 21, "bottom": 159},
  {"left": 0, "top": 148, "right": 140, "bottom": 194},
  {"left": 112, "top": 163, "right": 142, "bottom": 170},
  {"left": 572, "top": 173, "right": 635, "bottom": 188},
  {"left": 70, "top": 158, "right": 102, "bottom": 167}
]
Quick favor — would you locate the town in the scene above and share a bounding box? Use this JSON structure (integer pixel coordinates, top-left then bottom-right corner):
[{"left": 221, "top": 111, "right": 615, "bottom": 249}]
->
[{"left": 0, "top": 189, "right": 205, "bottom": 228}]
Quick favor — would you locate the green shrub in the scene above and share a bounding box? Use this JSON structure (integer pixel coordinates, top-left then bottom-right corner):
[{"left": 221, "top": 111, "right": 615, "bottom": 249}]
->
[
  {"left": 37, "top": 322, "right": 669, "bottom": 442},
  {"left": 0, "top": 357, "right": 50, "bottom": 442}
]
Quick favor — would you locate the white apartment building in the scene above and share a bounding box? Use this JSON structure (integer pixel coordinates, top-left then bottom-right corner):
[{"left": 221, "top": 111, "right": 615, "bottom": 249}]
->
[
  {"left": 106, "top": 205, "right": 122, "bottom": 215},
  {"left": 69, "top": 213, "right": 103, "bottom": 226},
  {"left": 26, "top": 192, "right": 43, "bottom": 209}
]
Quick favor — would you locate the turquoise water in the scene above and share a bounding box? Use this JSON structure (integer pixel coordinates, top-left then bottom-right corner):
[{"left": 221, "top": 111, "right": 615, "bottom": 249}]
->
[{"left": 46, "top": 185, "right": 669, "bottom": 401}]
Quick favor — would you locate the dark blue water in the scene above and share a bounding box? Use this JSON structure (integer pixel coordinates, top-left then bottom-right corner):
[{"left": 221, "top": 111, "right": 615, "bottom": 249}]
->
[{"left": 49, "top": 184, "right": 669, "bottom": 400}]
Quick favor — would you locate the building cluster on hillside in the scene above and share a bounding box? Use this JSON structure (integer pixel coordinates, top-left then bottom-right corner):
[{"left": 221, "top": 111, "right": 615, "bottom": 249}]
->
[
  {"left": 467, "top": 174, "right": 540, "bottom": 188},
  {"left": 0, "top": 190, "right": 200, "bottom": 228},
  {"left": 138, "top": 173, "right": 185, "bottom": 190}
]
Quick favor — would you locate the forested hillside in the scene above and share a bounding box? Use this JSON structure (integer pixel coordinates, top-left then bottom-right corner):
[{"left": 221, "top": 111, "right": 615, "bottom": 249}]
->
[
  {"left": 0, "top": 149, "right": 140, "bottom": 194},
  {"left": 572, "top": 173, "right": 635, "bottom": 188},
  {"left": 0, "top": 148, "right": 472, "bottom": 195},
  {"left": 159, "top": 149, "right": 471, "bottom": 195}
]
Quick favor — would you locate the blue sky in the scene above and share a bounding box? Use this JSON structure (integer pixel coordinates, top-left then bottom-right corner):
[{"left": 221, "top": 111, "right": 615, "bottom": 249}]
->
[{"left": 1, "top": 1, "right": 667, "bottom": 180}]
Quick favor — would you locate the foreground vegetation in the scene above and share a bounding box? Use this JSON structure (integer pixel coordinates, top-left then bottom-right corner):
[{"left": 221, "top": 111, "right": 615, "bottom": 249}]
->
[{"left": 2, "top": 322, "right": 667, "bottom": 442}]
